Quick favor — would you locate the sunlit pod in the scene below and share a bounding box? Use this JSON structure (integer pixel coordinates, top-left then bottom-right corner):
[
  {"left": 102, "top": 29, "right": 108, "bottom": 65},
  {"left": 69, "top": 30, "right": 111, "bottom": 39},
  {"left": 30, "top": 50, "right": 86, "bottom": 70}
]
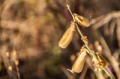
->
[
  {"left": 92, "top": 52, "right": 106, "bottom": 71},
  {"left": 96, "top": 53, "right": 106, "bottom": 67},
  {"left": 73, "top": 13, "right": 91, "bottom": 27},
  {"left": 68, "top": 47, "right": 87, "bottom": 73},
  {"left": 58, "top": 21, "right": 75, "bottom": 48}
]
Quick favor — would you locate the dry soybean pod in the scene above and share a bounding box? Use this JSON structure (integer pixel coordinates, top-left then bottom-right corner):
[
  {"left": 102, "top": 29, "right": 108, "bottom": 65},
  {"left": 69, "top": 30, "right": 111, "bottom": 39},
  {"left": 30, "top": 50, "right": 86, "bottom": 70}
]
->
[
  {"left": 96, "top": 52, "right": 106, "bottom": 67},
  {"left": 92, "top": 52, "right": 106, "bottom": 71},
  {"left": 58, "top": 21, "right": 75, "bottom": 48},
  {"left": 67, "top": 46, "right": 87, "bottom": 73},
  {"left": 73, "top": 13, "right": 91, "bottom": 27}
]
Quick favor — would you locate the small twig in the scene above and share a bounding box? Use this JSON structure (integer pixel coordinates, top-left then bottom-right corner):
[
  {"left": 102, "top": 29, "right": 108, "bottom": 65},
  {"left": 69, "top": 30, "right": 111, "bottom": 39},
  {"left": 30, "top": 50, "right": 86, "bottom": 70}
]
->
[
  {"left": 66, "top": 5, "right": 114, "bottom": 79},
  {"left": 91, "top": 11, "right": 120, "bottom": 30},
  {"left": 79, "top": 63, "right": 88, "bottom": 79},
  {"left": 15, "top": 62, "right": 20, "bottom": 79},
  {"left": 59, "top": 65, "right": 74, "bottom": 79}
]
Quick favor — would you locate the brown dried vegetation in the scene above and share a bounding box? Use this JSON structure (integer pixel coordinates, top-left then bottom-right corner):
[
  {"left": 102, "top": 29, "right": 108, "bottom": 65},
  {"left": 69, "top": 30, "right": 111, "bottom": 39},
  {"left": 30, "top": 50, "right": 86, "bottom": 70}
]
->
[{"left": 0, "top": 0, "right": 120, "bottom": 79}]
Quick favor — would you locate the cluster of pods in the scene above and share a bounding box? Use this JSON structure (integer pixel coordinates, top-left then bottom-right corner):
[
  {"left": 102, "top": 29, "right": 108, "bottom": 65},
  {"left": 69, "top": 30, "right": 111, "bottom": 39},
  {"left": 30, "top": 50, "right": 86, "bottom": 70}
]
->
[{"left": 58, "top": 13, "right": 106, "bottom": 73}]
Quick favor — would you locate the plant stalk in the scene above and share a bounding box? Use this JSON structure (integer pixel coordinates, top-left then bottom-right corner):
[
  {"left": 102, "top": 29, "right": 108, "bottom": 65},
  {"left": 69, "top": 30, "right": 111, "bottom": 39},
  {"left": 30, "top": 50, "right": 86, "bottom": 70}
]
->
[{"left": 66, "top": 5, "right": 114, "bottom": 79}]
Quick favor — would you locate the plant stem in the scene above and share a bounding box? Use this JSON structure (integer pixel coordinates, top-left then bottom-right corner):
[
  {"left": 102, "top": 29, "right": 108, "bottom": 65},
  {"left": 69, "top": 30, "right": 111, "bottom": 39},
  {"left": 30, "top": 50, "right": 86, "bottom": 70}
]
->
[
  {"left": 66, "top": 5, "right": 83, "bottom": 37},
  {"left": 66, "top": 5, "right": 114, "bottom": 79}
]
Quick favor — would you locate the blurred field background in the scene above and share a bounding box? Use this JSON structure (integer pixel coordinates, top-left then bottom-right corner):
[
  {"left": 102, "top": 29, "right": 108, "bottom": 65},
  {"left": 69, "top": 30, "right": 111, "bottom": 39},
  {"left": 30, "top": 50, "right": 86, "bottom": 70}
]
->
[{"left": 0, "top": 0, "right": 120, "bottom": 79}]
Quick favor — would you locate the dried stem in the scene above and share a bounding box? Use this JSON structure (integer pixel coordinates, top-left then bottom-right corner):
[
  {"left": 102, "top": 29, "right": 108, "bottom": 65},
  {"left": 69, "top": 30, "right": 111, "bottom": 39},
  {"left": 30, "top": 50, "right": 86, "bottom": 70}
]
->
[
  {"left": 15, "top": 61, "right": 21, "bottom": 79},
  {"left": 66, "top": 5, "right": 114, "bottom": 79}
]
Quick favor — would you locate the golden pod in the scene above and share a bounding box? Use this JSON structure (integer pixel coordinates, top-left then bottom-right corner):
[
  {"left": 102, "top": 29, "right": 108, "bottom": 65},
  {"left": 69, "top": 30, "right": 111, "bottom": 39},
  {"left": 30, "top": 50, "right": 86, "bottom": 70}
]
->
[
  {"left": 92, "top": 52, "right": 106, "bottom": 71},
  {"left": 73, "top": 13, "right": 91, "bottom": 27},
  {"left": 95, "top": 53, "right": 106, "bottom": 67},
  {"left": 68, "top": 47, "right": 87, "bottom": 73},
  {"left": 58, "top": 21, "right": 75, "bottom": 49}
]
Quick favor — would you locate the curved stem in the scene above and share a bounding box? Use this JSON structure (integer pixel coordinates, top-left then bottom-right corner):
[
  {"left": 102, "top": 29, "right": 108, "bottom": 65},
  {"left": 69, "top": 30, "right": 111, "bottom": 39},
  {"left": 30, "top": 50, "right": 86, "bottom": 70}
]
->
[{"left": 66, "top": 5, "right": 114, "bottom": 79}]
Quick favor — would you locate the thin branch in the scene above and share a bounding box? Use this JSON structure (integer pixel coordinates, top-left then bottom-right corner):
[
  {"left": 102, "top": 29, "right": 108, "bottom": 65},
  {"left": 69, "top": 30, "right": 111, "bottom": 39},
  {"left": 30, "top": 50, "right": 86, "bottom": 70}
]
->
[
  {"left": 91, "top": 11, "right": 120, "bottom": 30},
  {"left": 59, "top": 65, "right": 74, "bottom": 79}
]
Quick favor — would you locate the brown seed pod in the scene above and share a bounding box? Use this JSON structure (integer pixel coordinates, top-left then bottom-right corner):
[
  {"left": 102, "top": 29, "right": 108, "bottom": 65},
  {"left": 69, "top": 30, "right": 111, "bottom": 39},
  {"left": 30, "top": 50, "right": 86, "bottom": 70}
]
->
[
  {"left": 73, "top": 13, "right": 91, "bottom": 27},
  {"left": 92, "top": 52, "right": 106, "bottom": 71},
  {"left": 67, "top": 46, "right": 87, "bottom": 73},
  {"left": 96, "top": 53, "right": 106, "bottom": 67},
  {"left": 58, "top": 21, "right": 75, "bottom": 48}
]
